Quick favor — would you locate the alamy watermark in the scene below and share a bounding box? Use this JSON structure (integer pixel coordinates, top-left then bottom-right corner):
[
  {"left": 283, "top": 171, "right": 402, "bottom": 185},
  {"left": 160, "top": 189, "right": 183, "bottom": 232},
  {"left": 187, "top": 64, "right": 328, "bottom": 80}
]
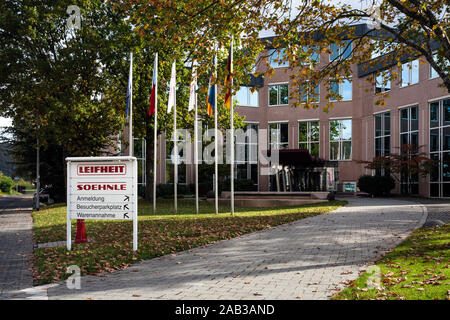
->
[
  {"left": 66, "top": 5, "right": 81, "bottom": 32},
  {"left": 168, "top": 125, "right": 279, "bottom": 175},
  {"left": 66, "top": 265, "right": 81, "bottom": 289},
  {"left": 366, "top": 265, "right": 381, "bottom": 289}
]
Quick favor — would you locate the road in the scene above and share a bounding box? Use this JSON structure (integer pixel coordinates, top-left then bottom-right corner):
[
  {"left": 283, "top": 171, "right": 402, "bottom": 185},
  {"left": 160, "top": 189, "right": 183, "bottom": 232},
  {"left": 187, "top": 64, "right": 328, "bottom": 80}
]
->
[{"left": 0, "top": 195, "right": 34, "bottom": 299}]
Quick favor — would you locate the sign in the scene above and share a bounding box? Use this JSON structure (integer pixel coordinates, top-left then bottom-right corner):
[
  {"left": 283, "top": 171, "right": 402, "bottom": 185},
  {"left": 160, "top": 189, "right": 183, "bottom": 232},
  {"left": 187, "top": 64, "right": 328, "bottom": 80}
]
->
[{"left": 66, "top": 157, "right": 138, "bottom": 251}]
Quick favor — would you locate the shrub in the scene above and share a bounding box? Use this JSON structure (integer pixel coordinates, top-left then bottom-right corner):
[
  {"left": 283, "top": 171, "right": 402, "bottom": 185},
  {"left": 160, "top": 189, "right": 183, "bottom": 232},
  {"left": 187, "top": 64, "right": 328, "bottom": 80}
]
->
[
  {"left": 0, "top": 175, "right": 14, "bottom": 194},
  {"left": 357, "top": 175, "right": 395, "bottom": 197},
  {"left": 222, "top": 179, "right": 257, "bottom": 192}
]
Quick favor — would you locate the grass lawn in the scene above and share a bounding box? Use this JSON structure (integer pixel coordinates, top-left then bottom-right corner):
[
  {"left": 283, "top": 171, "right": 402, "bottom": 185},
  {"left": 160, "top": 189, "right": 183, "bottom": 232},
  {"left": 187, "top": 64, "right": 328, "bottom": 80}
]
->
[
  {"left": 32, "top": 198, "right": 346, "bottom": 285},
  {"left": 333, "top": 224, "right": 450, "bottom": 300}
]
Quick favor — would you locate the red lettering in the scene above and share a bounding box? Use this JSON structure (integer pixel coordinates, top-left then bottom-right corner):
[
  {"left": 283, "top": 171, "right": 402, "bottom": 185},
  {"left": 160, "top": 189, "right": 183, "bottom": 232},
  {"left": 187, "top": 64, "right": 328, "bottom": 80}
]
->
[
  {"left": 78, "top": 165, "right": 126, "bottom": 175},
  {"left": 76, "top": 183, "right": 127, "bottom": 191}
]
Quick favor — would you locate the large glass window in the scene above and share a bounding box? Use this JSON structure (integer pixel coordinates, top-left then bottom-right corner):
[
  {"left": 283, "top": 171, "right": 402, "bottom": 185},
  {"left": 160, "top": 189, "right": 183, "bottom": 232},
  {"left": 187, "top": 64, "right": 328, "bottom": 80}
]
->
[
  {"left": 401, "top": 59, "right": 419, "bottom": 87},
  {"left": 269, "top": 84, "right": 289, "bottom": 106},
  {"left": 430, "top": 99, "right": 450, "bottom": 197},
  {"left": 269, "top": 48, "right": 289, "bottom": 68},
  {"left": 374, "top": 112, "right": 391, "bottom": 176},
  {"left": 375, "top": 70, "right": 391, "bottom": 93},
  {"left": 400, "top": 106, "right": 419, "bottom": 194},
  {"left": 329, "top": 79, "right": 352, "bottom": 101},
  {"left": 236, "top": 86, "right": 258, "bottom": 107},
  {"left": 330, "top": 40, "right": 352, "bottom": 61},
  {"left": 269, "top": 122, "right": 289, "bottom": 150},
  {"left": 300, "top": 82, "right": 319, "bottom": 104},
  {"left": 302, "top": 45, "right": 320, "bottom": 63},
  {"left": 329, "top": 119, "right": 352, "bottom": 160},
  {"left": 235, "top": 123, "right": 258, "bottom": 188},
  {"left": 430, "top": 53, "right": 439, "bottom": 79},
  {"left": 371, "top": 39, "right": 392, "bottom": 59},
  {"left": 298, "top": 121, "right": 319, "bottom": 157}
]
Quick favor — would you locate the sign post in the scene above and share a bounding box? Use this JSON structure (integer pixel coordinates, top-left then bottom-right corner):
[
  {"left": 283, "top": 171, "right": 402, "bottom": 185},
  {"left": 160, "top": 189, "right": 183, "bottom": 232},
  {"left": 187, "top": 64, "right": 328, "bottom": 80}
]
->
[{"left": 66, "top": 156, "right": 138, "bottom": 251}]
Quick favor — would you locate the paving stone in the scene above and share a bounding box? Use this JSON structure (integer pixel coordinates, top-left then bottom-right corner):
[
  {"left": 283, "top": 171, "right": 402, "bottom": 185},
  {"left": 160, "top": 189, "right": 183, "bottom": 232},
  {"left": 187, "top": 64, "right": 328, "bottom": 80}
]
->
[
  {"left": 38, "top": 197, "right": 427, "bottom": 300},
  {"left": 0, "top": 196, "right": 34, "bottom": 300}
]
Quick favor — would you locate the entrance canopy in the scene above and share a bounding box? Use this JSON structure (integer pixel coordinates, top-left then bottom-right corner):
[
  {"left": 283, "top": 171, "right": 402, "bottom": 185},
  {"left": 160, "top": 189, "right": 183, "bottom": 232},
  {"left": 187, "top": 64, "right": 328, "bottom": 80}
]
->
[{"left": 268, "top": 149, "right": 333, "bottom": 167}]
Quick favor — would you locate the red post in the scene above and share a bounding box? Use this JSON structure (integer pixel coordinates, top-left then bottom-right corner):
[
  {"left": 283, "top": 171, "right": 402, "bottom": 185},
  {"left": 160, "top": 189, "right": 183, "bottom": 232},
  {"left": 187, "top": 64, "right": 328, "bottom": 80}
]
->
[{"left": 74, "top": 219, "right": 88, "bottom": 243}]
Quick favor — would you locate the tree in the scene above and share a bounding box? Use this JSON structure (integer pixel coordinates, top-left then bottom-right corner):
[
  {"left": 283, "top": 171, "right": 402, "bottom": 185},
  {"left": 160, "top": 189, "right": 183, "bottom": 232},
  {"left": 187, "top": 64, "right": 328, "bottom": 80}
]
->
[
  {"left": 122, "top": 1, "right": 449, "bottom": 112},
  {"left": 256, "top": 0, "right": 450, "bottom": 109},
  {"left": 358, "top": 144, "right": 435, "bottom": 183},
  {"left": 0, "top": 1, "right": 131, "bottom": 197},
  {"left": 114, "top": 1, "right": 251, "bottom": 200}
]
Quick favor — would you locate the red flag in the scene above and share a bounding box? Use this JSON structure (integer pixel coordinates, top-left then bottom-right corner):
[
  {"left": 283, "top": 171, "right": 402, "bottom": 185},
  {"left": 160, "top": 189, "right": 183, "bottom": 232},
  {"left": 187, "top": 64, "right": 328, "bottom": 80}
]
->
[
  {"left": 224, "top": 49, "right": 232, "bottom": 109},
  {"left": 149, "top": 57, "right": 157, "bottom": 116}
]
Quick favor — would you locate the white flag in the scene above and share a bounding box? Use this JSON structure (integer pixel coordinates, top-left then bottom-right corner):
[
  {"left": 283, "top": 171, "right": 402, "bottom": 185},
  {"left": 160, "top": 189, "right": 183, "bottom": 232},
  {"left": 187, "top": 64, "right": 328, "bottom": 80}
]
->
[
  {"left": 188, "top": 65, "right": 197, "bottom": 111},
  {"left": 167, "top": 61, "right": 176, "bottom": 113}
]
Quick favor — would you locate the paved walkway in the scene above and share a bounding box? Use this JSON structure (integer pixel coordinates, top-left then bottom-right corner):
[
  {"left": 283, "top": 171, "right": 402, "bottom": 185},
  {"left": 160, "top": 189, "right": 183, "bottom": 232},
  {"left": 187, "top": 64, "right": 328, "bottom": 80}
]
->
[
  {"left": 21, "top": 197, "right": 423, "bottom": 300},
  {"left": 0, "top": 195, "right": 34, "bottom": 299},
  {"left": 416, "top": 199, "right": 450, "bottom": 223}
]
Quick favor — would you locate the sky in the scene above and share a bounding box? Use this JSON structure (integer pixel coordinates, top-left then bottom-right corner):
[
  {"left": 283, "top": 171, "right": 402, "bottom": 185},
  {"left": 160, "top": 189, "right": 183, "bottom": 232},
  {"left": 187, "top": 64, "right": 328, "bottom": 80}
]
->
[
  {"left": 0, "top": 117, "right": 12, "bottom": 128},
  {"left": 259, "top": 0, "right": 374, "bottom": 37}
]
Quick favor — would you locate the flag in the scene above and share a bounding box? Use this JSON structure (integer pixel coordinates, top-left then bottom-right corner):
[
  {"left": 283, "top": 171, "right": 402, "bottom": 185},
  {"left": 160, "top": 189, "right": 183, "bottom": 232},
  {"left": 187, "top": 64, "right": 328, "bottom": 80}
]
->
[
  {"left": 167, "top": 61, "right": 176, "bottom": 113},
  {"left": 224, "top": 49, "right": 232, "bottom": 109},
  {"left": 125, "top": 54, "right": 133, "bottom": 119},
  {"left": 206, "top": 56, "right": 215, "bottom": 117},
  {"left": 188, "top": 64, "right": 197, "bottom": 112},
  {"left": 149, "top": 56, "right": 157, "bottom": 116}
]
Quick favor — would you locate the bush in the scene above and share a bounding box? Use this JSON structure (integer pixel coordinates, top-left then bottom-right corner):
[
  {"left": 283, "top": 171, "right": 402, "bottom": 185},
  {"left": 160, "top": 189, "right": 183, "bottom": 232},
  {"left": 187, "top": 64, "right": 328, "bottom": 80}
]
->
[
  {"left": 0, "top": 175, "right": 14, "bottom": 194},
  {"left": 357, "top": 175, "right": 395, "bottom": 197},
  {"left": 156, "top": 184, "right": 193, "bottom": 198},
  {"left": 222, "top": 179, "right": 257, "bottom": 192}
]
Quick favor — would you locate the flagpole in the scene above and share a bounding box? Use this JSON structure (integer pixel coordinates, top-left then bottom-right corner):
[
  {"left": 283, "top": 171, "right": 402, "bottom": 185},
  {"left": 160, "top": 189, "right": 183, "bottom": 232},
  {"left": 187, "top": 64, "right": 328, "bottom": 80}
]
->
[
  {"left": 129, "top": 52, "right": 133, "bottom": 157},
  {"left": 173, "top": 63, "right": 178, "bottom": 215},
  {"left": 153, "top": 53, "right": 158, "bottom": 214},
  {"left": 214, "top": 52, "right": 218, "bottom": 215},
  {"left": 230, "top": 36, "right": 235, "bottom": 216},
  {"left": 194, "top": 79, "right": 199, "bottom": 215}
]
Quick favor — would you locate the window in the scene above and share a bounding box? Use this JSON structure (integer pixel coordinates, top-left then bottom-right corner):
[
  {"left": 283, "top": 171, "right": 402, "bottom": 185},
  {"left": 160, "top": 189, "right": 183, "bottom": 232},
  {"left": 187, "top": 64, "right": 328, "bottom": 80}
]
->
[
  {"left": 343, "top": 182, "right": 356, "bottom": 193},
  {"left": 401, "top": 59, "right": 419, "bottom": 87},
  {"left": 375, "top": 70, "right": 391, "bottom": 93},
  {"left": 302, "top": 45, "right": 320, "bottom": 63},
  {"left": 400, "top": 106, "right": 419, "bottom": 194},
  {"left": 269, "top": 84, "right": 289, "bottom": 106},
  {"left": 298, "top": 121, "right": 319, "bottom": 157},
  {"left": 300, "top": 82, "right": 319, "bottom": 104},
  {"left": 329, "top": 79, "right": 352, "bottom": 101},
  {"left": 371, "top": 39, "right": 392, "bottom": 59},
  {"left": 429, "top": 99, "right": 450, "bottom": 197},
  {"left": 374, "top": 112, "right": 391, "bottom": 176},
  {"left": 330, "top": 40, "right": 352, "bottom": 61},
  {"left": 269, "top": 122, "right": 289, "bottom": 150},
  {"left": 235, "top": 123, "right": 258, "bottom": 188},
  {"left": 430, "top": 53, "right": 439, "bottom": 79},
  {"left": 269, "top": 48, "right": 289, "bottom": 68},
  {"left": 329, "top": 119, "right": 352, "bottom": 160},
  {"left": 236, "top": 86, "right": 258, "bottom": 107}
]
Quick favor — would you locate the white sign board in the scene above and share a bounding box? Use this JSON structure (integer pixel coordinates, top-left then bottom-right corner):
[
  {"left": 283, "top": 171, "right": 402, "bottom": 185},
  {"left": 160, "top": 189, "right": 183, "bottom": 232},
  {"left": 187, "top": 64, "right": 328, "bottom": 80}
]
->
[{"left": 66, "top": 156, "right": 138, "bottom": 251}]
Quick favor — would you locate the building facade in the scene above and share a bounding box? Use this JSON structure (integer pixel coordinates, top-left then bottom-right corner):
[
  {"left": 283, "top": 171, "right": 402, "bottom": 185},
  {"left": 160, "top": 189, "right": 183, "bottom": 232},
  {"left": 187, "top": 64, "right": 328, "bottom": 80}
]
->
[{"left": 131, "top": 27, "right": 450, "bottom": 198}]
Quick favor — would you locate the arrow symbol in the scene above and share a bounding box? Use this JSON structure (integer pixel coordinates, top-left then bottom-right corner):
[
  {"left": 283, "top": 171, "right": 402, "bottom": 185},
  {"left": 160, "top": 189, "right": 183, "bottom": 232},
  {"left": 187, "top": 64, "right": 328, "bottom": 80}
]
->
[
  {"left": 123, "top": 212, "right": 129, "bottom": 219},
  {"left": 124, "top": 195, "right": 130, "bottom": 201},
  {"left": 123, "top": 204, "right": 129, "bottom": 210}
]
